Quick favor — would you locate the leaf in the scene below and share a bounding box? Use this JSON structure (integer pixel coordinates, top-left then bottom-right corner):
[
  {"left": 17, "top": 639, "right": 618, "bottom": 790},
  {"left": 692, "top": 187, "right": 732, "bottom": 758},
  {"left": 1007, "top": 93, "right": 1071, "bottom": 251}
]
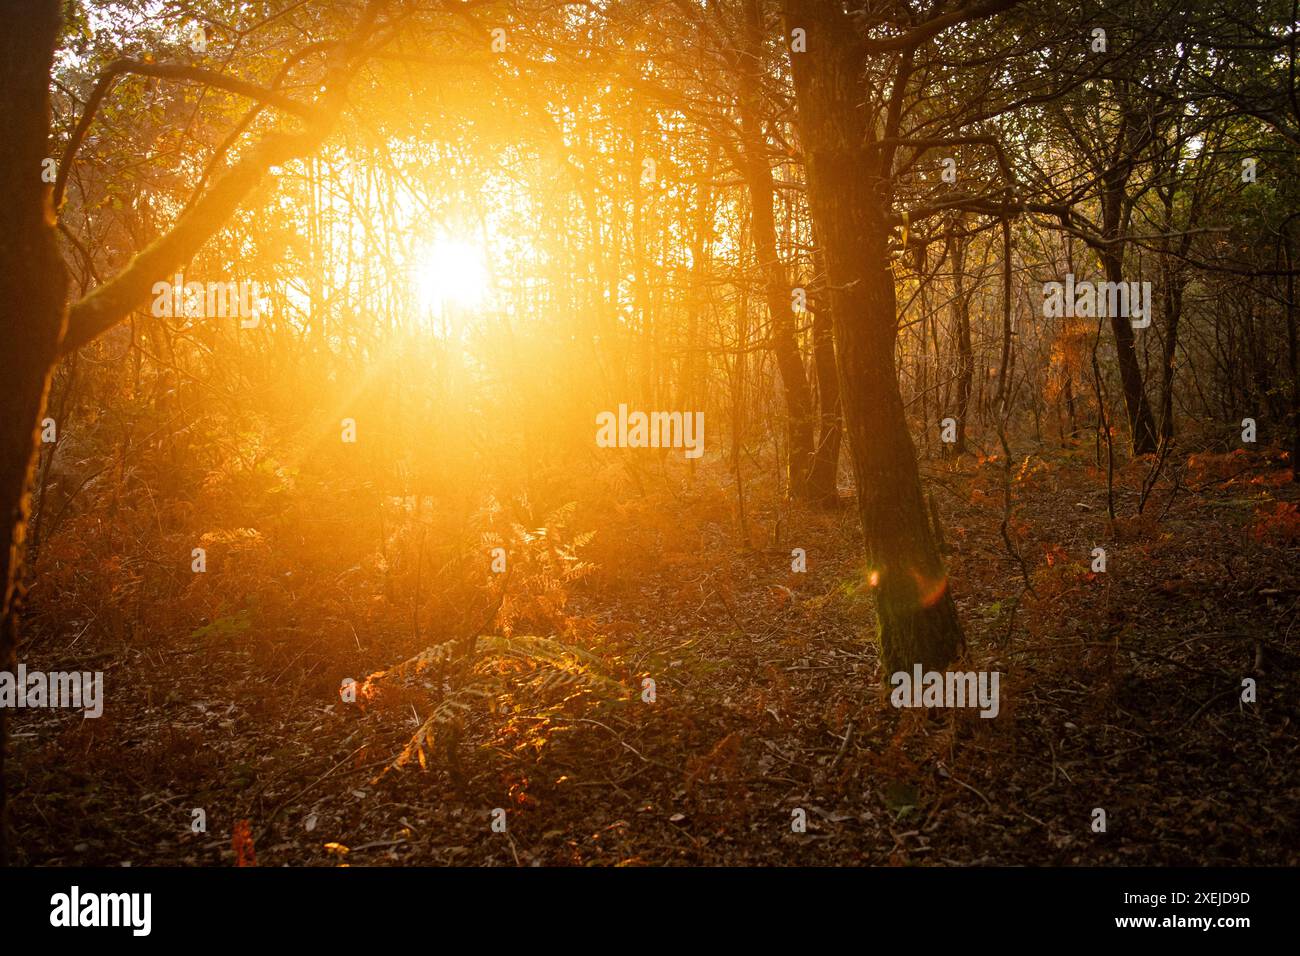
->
[
  {"left": 189, "top": 609, "right": 253, "bottom": 642},
  {"left": 883, "top": 781, "right": 917, "bottom": 818}
]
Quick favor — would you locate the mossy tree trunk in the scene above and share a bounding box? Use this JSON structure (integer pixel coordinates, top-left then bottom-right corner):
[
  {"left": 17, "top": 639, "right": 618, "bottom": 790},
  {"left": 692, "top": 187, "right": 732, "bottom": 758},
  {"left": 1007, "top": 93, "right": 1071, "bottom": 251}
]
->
[{"left": 783, "top": 0, "right": 964, "bottom": 673}]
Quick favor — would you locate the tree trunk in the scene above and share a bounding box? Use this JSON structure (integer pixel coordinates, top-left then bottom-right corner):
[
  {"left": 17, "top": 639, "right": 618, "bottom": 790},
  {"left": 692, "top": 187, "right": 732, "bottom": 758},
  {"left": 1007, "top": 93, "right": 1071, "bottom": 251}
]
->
[
  {"left": 1158, "top": 257, "right": 1183, "bottom": 444},
  {"left": 739, "top": 0, "right": 815, "bottom": 499},
  {"left": 1103, "top": 243, "right": 1158, "bottom": 455},
  {"left": 1097, "top": 110, "right": 1158, "bottom": 456},
  {"left": 1284, "top": 224, "right": 1299, "bottom": 481},
  {"left": 0, "top": 0, "right": 69, "bottom": 865},
  {"left": 836, "top": 227, "right": 963, "bottom": 673},
  {"left": 681, "top": 162, "right": 714, "bottom": 420},
  {"left": 949, "top": 217, "right": 973, "bottom": 453},
  {"left": 784, "top": 0, "right": 963, "bottom": 673},
  {"left": 806, "top": 254, "right": 842, "bottom": 504}
]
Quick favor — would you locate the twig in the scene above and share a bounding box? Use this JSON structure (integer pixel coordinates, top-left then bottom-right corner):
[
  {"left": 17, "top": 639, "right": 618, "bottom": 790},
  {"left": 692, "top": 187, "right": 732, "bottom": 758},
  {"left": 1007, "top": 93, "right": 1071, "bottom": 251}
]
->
[{"left": 829, "top": 720, "right": 855, "bottom": 770}]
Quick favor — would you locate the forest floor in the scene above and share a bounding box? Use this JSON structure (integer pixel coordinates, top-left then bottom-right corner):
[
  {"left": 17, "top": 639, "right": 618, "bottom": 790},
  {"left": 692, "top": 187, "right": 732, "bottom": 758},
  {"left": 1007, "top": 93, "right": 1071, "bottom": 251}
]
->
[{"left": 11, "top": 444, "right": 1300, "bottom": 866}]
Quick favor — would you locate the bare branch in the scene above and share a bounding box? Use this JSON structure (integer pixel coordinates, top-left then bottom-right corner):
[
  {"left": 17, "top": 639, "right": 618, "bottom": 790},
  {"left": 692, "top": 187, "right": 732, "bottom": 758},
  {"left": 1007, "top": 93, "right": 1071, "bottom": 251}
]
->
[{"left": 54, "top": 58, "right": 321, "bottom": 210}]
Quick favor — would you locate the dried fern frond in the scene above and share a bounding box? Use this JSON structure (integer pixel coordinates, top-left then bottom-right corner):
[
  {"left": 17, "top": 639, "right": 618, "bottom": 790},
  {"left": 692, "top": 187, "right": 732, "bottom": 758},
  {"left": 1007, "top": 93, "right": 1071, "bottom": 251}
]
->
[{"left": 373, "top": 632, "right": 627, "bottom": 781}]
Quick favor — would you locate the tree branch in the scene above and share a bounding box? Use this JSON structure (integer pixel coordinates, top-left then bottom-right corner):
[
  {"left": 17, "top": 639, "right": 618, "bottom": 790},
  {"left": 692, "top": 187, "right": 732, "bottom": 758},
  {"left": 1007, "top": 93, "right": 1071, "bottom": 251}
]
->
[
  {"left": 858, "top": 0, "right": 1023, "bottom": 54},
  {"left": 59, "top": 0, "right": 389, "bottom": 355},
  {"left": 54, "top": 58, "right": 321, "bottom": 210}
]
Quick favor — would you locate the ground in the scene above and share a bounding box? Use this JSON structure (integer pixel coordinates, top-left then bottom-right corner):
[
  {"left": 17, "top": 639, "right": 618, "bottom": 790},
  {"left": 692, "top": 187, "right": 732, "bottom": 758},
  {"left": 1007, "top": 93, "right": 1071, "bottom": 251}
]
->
[{"left": 10, "top": 444, "right": 1300, "bottom": 866}]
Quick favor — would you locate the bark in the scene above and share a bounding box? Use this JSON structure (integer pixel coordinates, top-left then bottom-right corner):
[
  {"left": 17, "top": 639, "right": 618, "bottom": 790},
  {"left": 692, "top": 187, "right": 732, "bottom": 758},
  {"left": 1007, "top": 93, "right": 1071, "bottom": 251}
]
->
[
  {"left": 1158, "top": 256, "right": 1183, "bottom": 444},
  {"left": 0, "top": 0, "right": 69, "bottom": 866},
  {"left": 738, "top": 0, "right": 815, "bottom": 498},
  {"left": 1154, "top": 127, "right": 1199, "bottom": 446},
  {"left": 949, "top": 217, "right": 973, "bottom": 453},
  {"left": 681, "top": 161, "right": 715, "bottom": 417},
  {"left": 1284, "top": 224, "right": 1299, "bottom": 482},
  {"left": 1101, "top": 240, "right": 1158, "bottom": 455},
  {"left": 806, "top": 246, "right": 842, "bottom": 504},
  {"left": 784, "top": 0, "right": 963, "bottom": 673},
  {"left": 1096, "top": 97, "right": 1158, "bottom": 456},
  {"left": 994, "top": 214, "right": 1013, "bottom": 414}
]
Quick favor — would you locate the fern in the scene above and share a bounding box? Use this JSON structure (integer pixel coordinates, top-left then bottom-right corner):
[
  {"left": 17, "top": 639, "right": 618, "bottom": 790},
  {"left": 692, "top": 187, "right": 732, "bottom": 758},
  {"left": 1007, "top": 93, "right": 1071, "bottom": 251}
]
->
[
  {"left": 368, "top": 632, "right": 627, "bottom": 778},
  {"left": 364, "top": 495, "right": 618, "bottom": 779}
]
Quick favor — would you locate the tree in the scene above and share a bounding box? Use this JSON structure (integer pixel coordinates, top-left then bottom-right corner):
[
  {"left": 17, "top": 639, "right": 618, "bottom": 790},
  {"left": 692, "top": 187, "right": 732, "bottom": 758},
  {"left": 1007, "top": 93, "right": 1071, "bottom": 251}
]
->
[
  {"left": 776, "top": 0, "right": 1033, "bottom": 672},
  {"left": 0, "top": 0, "right": 69, "bottom": 867},
  {"left": 0, "top": 0, "right": 386, "bottom": 864}
]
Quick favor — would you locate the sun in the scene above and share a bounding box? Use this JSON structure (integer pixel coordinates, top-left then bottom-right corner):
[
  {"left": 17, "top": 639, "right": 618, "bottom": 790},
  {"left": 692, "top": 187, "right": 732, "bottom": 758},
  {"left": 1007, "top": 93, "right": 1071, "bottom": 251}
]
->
[{"left": 413, "top": 235, "right": 491, "bottom": 317}]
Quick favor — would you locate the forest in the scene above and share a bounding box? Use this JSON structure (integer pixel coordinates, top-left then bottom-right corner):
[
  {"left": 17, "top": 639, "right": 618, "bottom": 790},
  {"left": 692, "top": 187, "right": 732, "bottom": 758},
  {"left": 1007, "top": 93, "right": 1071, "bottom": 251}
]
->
[{"left": 0, "top": 0, "right": 1298, "bottom": 871}]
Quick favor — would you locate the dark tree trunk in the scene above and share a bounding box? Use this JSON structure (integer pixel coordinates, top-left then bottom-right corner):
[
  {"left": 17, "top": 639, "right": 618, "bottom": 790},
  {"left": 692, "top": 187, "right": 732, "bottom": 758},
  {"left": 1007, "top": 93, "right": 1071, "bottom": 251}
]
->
[
  {"left": 0, "top": 0, "right": 69, "bottom": 865},
  {"left": 1284, "top": 224, "right": 1299, "bottom": 482},
  {"left": 681, "top": 158, "right": 715, "bottom": 418},
  {"left": 1154, "top": 166, "right": 1195, "bottom": 447},
  {"left": 1098, "top": 113, "right": 1158, "bottom": 456},
  {"left": 806, "top": 258, "right": 842, "bottom": 504},
  {"left": 784, "top": 0, "right": 963, "bottom": 674},
  {"left": 739, "top": 0, "right": 815, "bottom": 499},
  {"left": 950, "top": 218, "right": 973, "bottom": 453},
  {"left": 1158, "top": 260, "right": 1183, "bottom": 445},
  {"left": 1104, "top": 247, "right": 1158, "bottom": 455},
  {"left": 994, "top": 216, "right": 1013, "bottom": 413}
]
